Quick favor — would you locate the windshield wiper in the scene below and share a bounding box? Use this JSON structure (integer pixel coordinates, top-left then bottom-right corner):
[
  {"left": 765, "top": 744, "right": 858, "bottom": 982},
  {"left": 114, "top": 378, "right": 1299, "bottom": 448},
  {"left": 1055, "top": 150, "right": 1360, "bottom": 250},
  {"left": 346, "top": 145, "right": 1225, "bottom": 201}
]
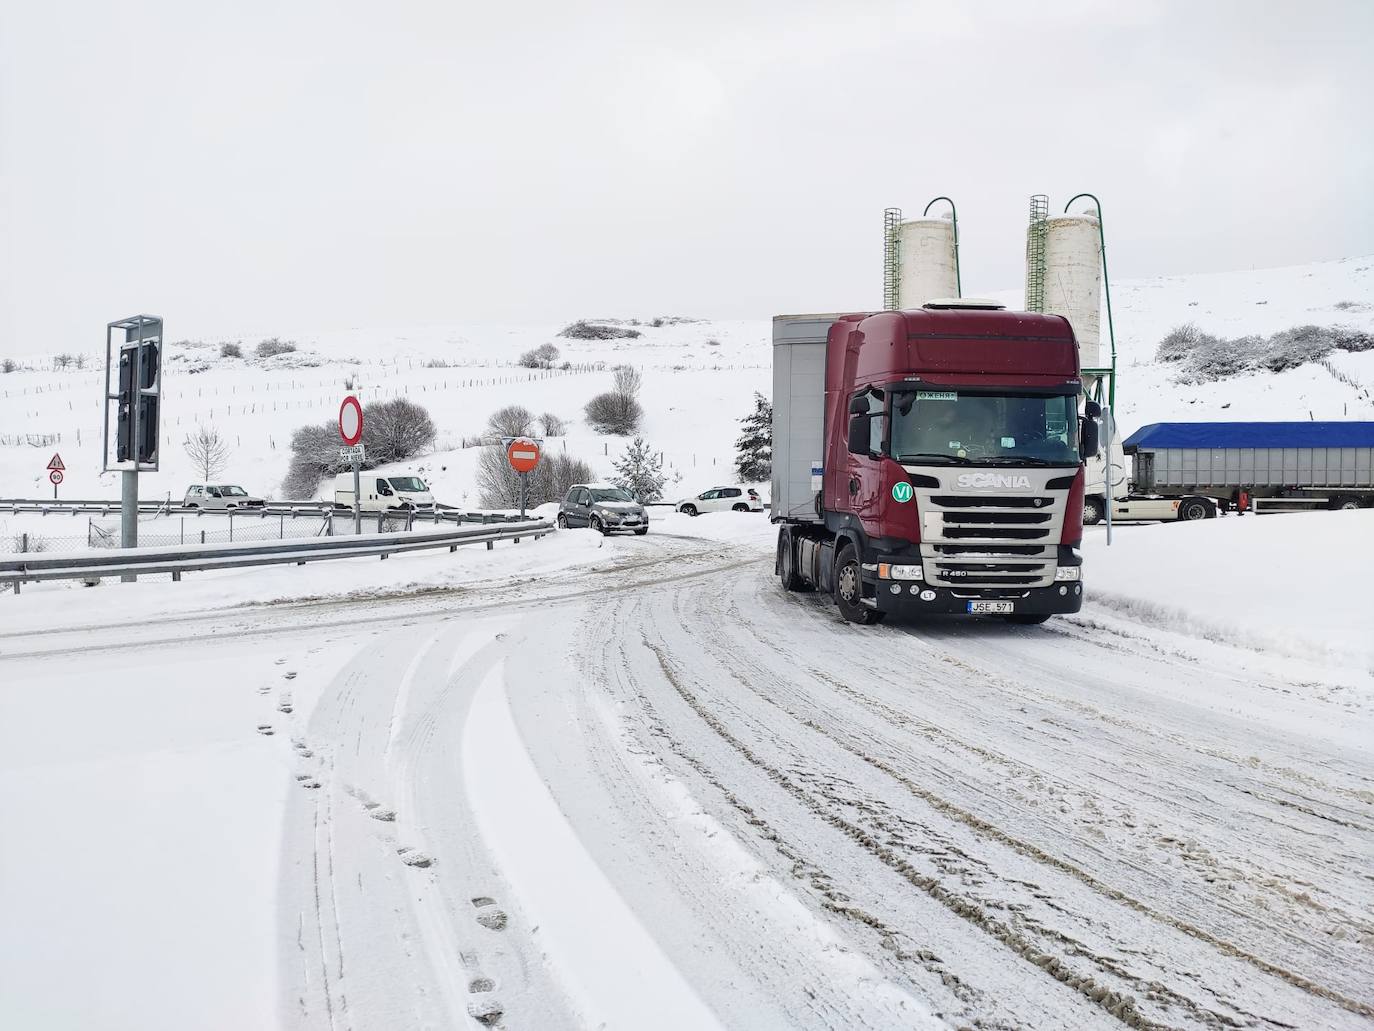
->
[
  {"left": 897, "top": 452, "right": 973, "bottom": 465},
  {"left": 983, "top": 459, "right": 1077, "bottom": 470}
]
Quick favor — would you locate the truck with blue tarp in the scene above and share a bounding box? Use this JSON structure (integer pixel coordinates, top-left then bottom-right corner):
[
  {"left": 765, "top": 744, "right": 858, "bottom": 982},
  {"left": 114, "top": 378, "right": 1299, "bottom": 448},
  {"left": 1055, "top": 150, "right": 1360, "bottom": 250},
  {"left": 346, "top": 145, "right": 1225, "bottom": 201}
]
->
[{"left": 1087, "top": 421, "right": 1374, "bottom": 521}]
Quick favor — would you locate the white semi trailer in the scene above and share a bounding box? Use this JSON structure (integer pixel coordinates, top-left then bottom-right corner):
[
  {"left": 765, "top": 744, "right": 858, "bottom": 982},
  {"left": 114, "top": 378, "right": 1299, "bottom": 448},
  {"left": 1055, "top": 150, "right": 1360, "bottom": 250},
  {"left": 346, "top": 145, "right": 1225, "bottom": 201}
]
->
[{"left": 1082, "top": 421, "right": 1374, "bottom": 522}]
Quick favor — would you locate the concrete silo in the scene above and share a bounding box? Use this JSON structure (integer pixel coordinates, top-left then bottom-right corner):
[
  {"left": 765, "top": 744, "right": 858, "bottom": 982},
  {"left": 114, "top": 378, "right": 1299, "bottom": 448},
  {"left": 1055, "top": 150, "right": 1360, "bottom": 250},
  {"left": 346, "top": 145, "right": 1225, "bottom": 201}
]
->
[
  {"left": 896, "top": 216, "right": 958, "bottom": 308},
  {"left": 1042, "top": 212, "right": 1103, "bottom": 371}
]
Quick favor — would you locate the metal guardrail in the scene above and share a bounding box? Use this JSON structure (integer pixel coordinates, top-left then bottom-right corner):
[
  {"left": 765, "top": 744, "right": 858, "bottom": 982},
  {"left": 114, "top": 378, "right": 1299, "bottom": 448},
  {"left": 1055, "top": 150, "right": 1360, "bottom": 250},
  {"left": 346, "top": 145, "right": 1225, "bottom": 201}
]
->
[
  {"left": 0, "top": 497, "right": 521, "bottom": 525},
  {"left": 0, "top": 519, "right": 553, "bottom": 592}
]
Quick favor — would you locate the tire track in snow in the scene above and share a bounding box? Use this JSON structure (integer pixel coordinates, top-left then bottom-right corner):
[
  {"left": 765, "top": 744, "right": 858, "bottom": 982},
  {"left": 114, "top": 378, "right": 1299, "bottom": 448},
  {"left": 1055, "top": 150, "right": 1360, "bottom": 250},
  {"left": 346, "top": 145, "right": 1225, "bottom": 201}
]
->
[
  {"left": 711, "top": 583, "right": 1374, "bottom": 1023},
  {"left": 641, "top": 640, "right": 1165, "bottom": 1029}
]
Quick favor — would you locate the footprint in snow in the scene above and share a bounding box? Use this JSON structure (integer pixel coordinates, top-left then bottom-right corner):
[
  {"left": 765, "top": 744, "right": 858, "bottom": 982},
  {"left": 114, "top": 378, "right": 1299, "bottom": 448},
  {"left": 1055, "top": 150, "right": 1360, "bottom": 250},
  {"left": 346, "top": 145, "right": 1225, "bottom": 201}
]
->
[
  {"left": 472, "top": 897, "right": 508, "bottom": 931},
  {"left": 397, "top": 847, "right": 434, "bottom": 868},
  {"left": 256, "top": 724, "right": 275, "bottom": 736},
  {"left": 467, "top": 998, "right": 503, "bottom": 1026},
  {"left": 284, "top": 671, "right": 297, "bottom": 680}
]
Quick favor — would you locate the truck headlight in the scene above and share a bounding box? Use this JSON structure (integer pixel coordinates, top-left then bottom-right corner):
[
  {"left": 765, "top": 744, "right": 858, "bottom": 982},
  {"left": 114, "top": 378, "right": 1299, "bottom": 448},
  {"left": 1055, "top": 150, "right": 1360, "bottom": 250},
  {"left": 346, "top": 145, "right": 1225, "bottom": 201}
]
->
[
  {"left": 1055, "top": 566, "right": 1081, "bottom": 581},
  {"left": 878, "top": 563, "right": 923, "bottom": 580}
]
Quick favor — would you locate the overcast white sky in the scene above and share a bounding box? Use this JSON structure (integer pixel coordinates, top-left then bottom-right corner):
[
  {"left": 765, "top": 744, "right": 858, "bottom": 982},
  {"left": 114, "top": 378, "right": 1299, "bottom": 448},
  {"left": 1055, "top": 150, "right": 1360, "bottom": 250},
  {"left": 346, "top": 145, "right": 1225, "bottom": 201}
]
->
[{"left": 1, "top": 0, "right": 1371, "bottom": 352}]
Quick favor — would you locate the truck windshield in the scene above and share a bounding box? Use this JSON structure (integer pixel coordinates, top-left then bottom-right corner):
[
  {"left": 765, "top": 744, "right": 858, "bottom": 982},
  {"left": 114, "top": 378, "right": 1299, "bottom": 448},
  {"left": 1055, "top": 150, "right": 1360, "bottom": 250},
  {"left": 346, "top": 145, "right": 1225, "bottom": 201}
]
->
[
  {"left": 890, "top": 390, "right": 1079, "bottom": 465},
  {"left": 222, "top": 486, "right": 247, "bottom": 496},
  {"left": 387, "top": 477, "right": 427, "bottom": 492}
]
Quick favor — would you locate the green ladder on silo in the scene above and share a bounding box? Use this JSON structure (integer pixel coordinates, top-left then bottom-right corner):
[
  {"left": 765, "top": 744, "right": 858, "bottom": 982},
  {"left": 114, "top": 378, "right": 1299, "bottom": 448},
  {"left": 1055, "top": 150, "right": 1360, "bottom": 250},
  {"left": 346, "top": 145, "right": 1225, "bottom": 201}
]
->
[
  {"left": 1025, "top": 194, "right": 1048, "bottom": 312},
  {"left": 883, "top": 207, "right": 902, "bottom": 310}
]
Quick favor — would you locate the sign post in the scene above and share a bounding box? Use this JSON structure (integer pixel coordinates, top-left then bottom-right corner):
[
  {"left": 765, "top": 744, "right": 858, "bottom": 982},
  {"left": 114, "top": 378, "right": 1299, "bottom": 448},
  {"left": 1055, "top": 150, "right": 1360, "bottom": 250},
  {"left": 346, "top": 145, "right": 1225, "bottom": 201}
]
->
[
  {"left": 505, "top": 437, "right": 541, "bottom": 520},
  {"left": 103, "top": 315, "right": 163, "bottom": 581},
  {"left": 47, "top": 453, "right": 65, "bottom": 500},
  {"left": 339, "top": 396, "right": 364, "bottom": 534}
]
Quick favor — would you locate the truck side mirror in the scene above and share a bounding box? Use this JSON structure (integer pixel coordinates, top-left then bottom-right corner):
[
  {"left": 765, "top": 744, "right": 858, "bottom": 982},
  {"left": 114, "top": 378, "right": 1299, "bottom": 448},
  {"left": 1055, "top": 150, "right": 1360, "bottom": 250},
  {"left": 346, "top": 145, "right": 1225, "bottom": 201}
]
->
[
  {"left": 1084, "top": 400, "right": 1102, "bottom": 419},
  {"left": 848, "top": 414, "right": 871, "bottom": 455},
  {"left": 1080, "top": 416, "right": 1100, "bottom": 457},
  {"left": 849, "top": 395, "right": 869, "bottom": 415}
]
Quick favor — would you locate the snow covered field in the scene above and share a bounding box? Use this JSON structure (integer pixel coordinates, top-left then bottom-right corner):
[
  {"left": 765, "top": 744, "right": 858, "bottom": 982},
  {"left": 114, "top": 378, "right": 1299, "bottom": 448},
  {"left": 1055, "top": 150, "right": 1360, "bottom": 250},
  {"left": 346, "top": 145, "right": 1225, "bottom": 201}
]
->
[{"left": 2, "top": 256, "right": 1373, "bottom": 1030}]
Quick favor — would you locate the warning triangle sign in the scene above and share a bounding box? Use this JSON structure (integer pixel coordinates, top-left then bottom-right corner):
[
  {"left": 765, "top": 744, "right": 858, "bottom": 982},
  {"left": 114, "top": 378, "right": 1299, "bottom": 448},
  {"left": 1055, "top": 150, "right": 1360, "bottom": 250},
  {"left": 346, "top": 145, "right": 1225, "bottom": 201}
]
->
[{"left": 47, "top": 453, "right": 65, "bottom": 471}]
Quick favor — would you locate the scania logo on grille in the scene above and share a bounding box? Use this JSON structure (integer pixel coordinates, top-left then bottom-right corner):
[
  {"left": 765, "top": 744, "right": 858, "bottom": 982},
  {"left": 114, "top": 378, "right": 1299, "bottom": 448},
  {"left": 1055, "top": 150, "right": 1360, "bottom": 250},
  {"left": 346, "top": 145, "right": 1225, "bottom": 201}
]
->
[{"left": 955, "top": 473, "right": 1032, "bottom": 491}]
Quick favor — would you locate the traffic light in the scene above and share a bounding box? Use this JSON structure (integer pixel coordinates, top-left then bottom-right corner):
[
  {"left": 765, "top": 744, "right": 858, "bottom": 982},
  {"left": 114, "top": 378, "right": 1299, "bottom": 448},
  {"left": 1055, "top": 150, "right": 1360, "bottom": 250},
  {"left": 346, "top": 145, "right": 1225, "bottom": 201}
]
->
[{"left": 115, "top": 338, "right": 160, "bottom": 464}]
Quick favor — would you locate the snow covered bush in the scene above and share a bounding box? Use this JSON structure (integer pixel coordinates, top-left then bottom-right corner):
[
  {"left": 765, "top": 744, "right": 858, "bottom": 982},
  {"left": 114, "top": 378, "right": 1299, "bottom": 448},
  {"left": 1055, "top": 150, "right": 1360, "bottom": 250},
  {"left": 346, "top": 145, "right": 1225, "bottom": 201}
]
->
[
  {"left": 612, "top": 437, "right": 666, "bottom": 502},
  {"left": 540, "top": 412, "right": 566, "bottom": 436},
  {"left": 559, "top": 320, "right": 641, "bottom": 341},
  {"left": 255, "top": 337, "right": 297, "bottom": 358},
  {"left": 1154, "top": 324, "right": 1206, "bottom": 364},
  {"left": 1154, "top": 322, "right": 1374, "bottom": 383},
  {"left": 518, "top": 343, "right": 560, "bottom": 369},
  {"left": 585, "top": 392, "right": 642, "bottom": 434},
  {"left": 734, "top": 392, "right": 772, "bottom": 482},
  {"left": 476, "top": 447, "right": 592, "bottom": 508},
  {"left": 219, "top": 342, "right": 243, "bottom": 358},
  {"left": 1, "top": 358, "right": 16, "bottom": 374}
]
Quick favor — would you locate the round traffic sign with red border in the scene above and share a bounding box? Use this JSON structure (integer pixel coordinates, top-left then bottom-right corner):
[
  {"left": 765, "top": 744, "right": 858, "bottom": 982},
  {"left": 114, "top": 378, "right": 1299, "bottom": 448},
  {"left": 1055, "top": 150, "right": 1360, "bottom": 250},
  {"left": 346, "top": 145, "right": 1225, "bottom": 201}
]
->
[
  {"left": 506, "top": 437, "right": 540, "bottom": 473},
  {"left": 339, "top": 395, "right": 364, "bottom": 446},
  {"left": 49, "top": 469, "right": 64, "bottom": 485}
]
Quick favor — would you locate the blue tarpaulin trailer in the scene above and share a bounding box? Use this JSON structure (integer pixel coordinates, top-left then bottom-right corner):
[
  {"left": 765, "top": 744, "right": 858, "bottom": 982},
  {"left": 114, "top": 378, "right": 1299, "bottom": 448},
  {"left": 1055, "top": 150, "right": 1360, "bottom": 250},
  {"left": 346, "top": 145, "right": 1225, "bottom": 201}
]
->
[{"left": 1118, "top": 421, "right": 1374, "bottom": 515}]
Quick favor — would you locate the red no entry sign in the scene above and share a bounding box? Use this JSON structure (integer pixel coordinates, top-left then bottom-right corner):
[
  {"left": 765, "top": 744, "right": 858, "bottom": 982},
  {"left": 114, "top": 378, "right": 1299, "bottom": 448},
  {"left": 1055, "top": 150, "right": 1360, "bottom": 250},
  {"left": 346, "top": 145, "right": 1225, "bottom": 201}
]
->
[
  {"left": 339, "top": 395, "right": 363, "bottom": 446},
  {"left": 506, "top": 437, "right": 540, "bottom": 473}
]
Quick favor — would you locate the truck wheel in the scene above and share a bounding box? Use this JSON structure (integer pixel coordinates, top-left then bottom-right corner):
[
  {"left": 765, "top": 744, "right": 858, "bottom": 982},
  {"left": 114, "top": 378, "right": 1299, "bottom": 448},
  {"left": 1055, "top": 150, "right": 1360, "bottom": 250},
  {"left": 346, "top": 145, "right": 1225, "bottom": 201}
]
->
[
  {"left": 1082, "top": 497, "right": 1104, "bottom": 526},
  {"left": 1004, "top": 613, "right": 1052, "bottom": 625},
  {"left": 777, "top": 531, "right": 806, "bottom": 592},
  {"left": 834, "top": 543, "right": 882, "bottom": 625},
  {"left": 1330, "top": 496, "right": 1362, "bottom": 511},
  {"left": 1178, "top": 498, "right": 1213, "bottom": 521}
]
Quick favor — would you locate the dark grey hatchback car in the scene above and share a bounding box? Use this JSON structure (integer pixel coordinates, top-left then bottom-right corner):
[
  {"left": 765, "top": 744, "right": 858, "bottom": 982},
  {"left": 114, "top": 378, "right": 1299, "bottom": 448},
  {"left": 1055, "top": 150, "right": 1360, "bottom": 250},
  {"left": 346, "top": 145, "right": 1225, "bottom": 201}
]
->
[{"left": 557, "top": 484, "right": 649, "bottom": 535}]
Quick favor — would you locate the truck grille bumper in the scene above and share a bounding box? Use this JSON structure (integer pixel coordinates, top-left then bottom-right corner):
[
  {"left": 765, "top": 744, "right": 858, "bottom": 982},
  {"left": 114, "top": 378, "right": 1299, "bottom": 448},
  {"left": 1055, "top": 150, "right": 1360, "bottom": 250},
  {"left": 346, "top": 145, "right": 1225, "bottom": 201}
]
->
[{"left": 914, "top": 489, "right": 1067, "bottom": 588}]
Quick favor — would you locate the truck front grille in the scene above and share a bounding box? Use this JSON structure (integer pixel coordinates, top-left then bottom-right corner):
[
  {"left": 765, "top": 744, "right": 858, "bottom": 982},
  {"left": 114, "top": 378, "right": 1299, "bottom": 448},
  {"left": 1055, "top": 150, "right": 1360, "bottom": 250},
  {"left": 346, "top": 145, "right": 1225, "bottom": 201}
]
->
[{"left": 911, "top": 478, "right": 1070, "bottom": 588}]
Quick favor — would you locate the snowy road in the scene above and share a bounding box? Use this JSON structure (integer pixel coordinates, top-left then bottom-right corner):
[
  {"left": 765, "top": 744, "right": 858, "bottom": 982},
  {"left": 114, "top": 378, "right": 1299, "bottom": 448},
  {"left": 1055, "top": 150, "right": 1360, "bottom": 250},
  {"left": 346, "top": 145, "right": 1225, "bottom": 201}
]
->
[{"left": 2, "top": 526, "right": 1371, "bottom": 1029}]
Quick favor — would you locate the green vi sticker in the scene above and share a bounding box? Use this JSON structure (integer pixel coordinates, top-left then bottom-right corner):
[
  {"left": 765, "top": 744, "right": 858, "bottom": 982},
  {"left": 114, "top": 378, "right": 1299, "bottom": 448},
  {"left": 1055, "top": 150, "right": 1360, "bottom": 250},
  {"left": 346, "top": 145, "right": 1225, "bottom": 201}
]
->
[{"left": 891, "top": 481, "right": 914, "bottom": 503}]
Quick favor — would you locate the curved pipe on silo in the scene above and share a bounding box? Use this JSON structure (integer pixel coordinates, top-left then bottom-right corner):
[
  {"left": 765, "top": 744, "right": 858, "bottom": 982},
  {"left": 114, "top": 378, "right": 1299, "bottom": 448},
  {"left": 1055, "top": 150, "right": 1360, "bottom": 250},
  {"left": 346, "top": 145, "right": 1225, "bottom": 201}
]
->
[
  {"left": 922, "top": 196, "right": 961, "bottom": 297},
  {"left": 1064, "top": 193, "right": 1117, "bottom": 408}
]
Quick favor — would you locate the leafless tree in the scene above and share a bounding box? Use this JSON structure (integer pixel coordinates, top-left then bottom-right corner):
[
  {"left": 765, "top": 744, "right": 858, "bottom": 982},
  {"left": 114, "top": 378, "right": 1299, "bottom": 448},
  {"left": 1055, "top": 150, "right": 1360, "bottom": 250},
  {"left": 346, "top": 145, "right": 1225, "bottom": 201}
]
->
[
  {"left": 486, "top": 404, "right": 535, "bottom": 439},
  {"left": 584, "top": 391, "right": 642, "bottom": 435},
  {"left": 184, "top": 424, "right": 230, "bottom": 483},
  {"left": 540, "top": 412, "right": 566, "bottom": 436}
]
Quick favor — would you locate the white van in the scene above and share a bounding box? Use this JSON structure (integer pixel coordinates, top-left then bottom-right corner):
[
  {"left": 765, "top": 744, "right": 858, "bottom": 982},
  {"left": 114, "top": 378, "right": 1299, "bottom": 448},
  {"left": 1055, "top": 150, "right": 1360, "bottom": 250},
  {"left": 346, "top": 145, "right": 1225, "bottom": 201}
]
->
[{"left": 334, "top": 472, "right": 435, "bottom": 512}]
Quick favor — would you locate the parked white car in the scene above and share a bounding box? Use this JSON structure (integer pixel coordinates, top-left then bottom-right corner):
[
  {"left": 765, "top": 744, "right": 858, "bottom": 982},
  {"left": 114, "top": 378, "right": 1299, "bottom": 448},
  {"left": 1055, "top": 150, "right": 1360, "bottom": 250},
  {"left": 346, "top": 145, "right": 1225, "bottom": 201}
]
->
[
  {"left": 183, "top": 484, "right": 265, "bottom": 511},
  {"left": 676, "top": 485, "right": 765, "bottom": 516},
  {"left": 334, "top": 472, "right": 435, "bottom": 512}
]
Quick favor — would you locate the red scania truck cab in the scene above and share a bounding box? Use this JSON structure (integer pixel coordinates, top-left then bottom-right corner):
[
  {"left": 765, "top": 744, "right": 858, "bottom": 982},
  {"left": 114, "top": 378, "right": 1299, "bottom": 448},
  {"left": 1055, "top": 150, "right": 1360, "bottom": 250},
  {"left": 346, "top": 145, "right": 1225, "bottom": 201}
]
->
[{"left": 771, "top": 302, "right": 1100, "bottom": 625}]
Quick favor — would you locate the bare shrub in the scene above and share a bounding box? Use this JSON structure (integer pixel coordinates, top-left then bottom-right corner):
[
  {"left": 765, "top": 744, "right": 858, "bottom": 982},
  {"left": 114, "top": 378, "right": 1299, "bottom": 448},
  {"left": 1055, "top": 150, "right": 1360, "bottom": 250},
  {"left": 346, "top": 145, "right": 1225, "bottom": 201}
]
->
[
  {"left": 540, "top": 412, "right": 566, "bottom": 436},
  {"left": 612, "top": 364, "right": 642, "bottom": 398},
  {"left": 487, "top": 404, "right": 535, "bottom": 439},
  {"left": 1, "top": 358, "right": 16, "bottom": 374},
  {"left": 585, "top": 391, "right": 642, "bottom": 435},
  {"left": 281, "top": 456, "right": 326, "bottom": 500},
  {"left": 54, "top": 353, "right": 74, "bottom": 370},
  {"left": 255, "top": 337, "right": 297, "bottom": 358},
  {"left": 518, "top": 343, "right": 560, "bottom": 369},
  {"left": 183, "top": 424, "right": 230, "bottom": 482},
  {"left": 364, "top": 397, "right": 437, "bottom": 464},
  {"left": 220, "top": 342, "right": 243, "bottom": 358},
  {"left": 477, "top": 447, "right": 593, "bottom": 508}
]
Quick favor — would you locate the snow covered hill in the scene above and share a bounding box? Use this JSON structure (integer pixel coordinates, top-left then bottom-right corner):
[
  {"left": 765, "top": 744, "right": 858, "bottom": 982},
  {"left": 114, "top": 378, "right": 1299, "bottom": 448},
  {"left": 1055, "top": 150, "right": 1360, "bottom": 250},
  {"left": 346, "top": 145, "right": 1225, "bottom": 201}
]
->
[{"left": 1, "top": 256, "right": 1370, "bottom": 509}]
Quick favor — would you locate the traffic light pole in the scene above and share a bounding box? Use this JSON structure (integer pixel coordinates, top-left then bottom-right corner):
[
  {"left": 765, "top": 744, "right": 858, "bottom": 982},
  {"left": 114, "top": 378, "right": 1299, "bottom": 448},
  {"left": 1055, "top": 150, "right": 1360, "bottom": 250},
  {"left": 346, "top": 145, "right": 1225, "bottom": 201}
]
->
[{"left": 121, "top": 471, "right": 138, "bottom": 581}]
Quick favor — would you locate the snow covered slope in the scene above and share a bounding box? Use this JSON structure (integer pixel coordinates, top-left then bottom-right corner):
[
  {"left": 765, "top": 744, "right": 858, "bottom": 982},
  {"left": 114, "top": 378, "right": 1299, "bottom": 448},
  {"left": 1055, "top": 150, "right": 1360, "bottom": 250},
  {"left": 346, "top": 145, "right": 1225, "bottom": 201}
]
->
[{"left": 1, "top": 257, "right": 1371, "bottom": 513}]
